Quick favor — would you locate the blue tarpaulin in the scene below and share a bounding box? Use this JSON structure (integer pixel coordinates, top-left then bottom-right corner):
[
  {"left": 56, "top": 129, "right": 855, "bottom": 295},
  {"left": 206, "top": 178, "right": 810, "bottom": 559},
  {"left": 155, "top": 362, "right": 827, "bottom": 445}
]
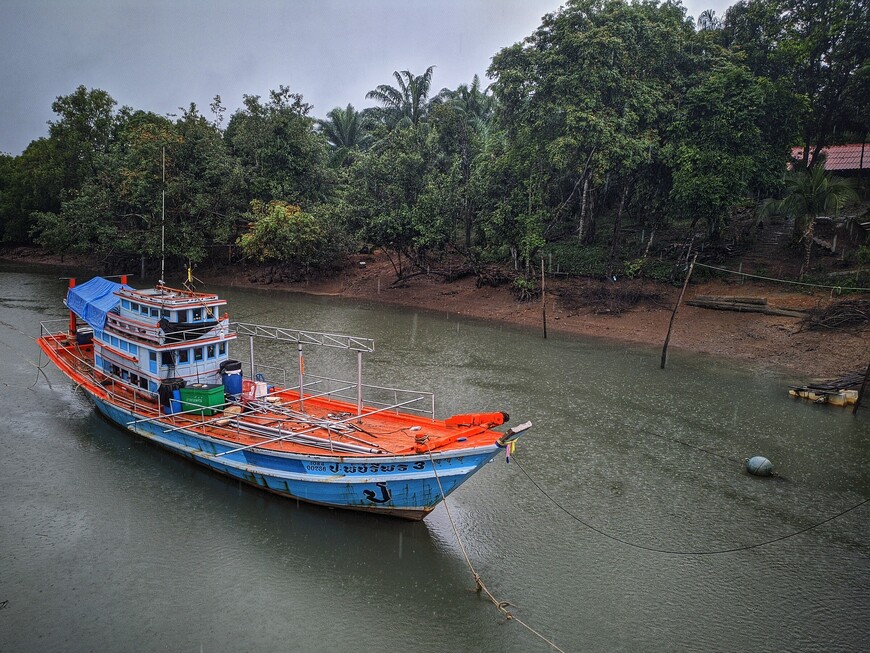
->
[{"left": 65, "top": 277, "right": 131, "bottom": 330}]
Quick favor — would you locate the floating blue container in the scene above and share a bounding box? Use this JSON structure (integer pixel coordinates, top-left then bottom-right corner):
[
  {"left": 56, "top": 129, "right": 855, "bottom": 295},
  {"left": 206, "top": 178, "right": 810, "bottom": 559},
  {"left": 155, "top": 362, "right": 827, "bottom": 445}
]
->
[
  {"left": 745, "top": 455, "right": 773, "bottom": 477},
  {"left": 220, "top": 359, "right": 243, "bottom": 397}
]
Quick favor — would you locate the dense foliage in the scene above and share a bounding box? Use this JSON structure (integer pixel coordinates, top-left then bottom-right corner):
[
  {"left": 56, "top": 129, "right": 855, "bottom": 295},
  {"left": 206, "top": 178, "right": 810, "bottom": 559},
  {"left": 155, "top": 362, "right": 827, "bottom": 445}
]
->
[{"left": 1, "top": 0, "right": 866, "bottom": 282}]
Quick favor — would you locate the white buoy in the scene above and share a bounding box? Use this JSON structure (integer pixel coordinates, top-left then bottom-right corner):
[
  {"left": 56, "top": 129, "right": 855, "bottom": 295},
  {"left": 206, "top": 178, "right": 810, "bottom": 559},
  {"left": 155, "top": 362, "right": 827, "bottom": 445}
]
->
[{"left": 745, "top": 455, "right": 773, "bottom": 477}]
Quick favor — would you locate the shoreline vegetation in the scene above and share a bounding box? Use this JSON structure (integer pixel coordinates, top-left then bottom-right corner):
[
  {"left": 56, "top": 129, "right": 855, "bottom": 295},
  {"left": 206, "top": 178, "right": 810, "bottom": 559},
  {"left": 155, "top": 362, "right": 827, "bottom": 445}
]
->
[
  {"left": 5, "top": 247, "right": 867, "bottom": 381},
  {"left": 3, "top": 1, "right": 868, "bottom": 388}
]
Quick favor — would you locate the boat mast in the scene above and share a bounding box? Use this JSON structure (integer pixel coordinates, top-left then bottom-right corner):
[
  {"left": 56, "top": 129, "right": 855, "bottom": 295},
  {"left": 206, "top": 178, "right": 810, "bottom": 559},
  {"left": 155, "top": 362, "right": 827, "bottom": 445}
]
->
[{"left": 160, "top": 146, "right": 165, "bottom": 286}]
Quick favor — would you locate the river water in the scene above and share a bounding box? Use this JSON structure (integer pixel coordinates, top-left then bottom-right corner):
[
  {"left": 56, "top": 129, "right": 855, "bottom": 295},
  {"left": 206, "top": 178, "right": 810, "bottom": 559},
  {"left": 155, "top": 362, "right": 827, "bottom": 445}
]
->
[{"left": 1, "top": 265, "right": 867, "bottom": 652}]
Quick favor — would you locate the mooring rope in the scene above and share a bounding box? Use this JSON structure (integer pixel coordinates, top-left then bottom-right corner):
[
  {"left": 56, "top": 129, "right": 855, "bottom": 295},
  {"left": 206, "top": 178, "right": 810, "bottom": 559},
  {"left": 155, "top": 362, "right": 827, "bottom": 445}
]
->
[
  {"left": 423, "top": 444, "right": 567, "bottom": 652},
  {"left": 0, "top": 331, "right": 54, "bottom": 390},
  {"left": 694, "top": 262, "right": 870, "bottom": 292},
  {"left": 513, "top": 454, "right": 868, "bottom": 556},
  {"left": 635, "top": 426, "right": 743, "bottom": 464}
]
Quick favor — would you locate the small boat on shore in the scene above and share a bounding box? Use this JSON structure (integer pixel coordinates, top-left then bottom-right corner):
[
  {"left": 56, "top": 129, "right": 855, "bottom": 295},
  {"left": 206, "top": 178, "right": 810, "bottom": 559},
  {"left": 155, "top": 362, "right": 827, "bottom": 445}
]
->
[{"left": 37, "top": 275, "right": 530, "bottom": 519}]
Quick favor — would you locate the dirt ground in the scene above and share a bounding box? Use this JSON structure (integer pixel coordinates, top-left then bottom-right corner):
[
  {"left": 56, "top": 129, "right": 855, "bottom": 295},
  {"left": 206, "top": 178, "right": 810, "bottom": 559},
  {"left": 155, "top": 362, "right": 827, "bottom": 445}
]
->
[
  {"left": 3, "top": 246, "right": 866, "bottom": 380},
  {"left": 203, "top": 254, "right": 869, "bottom": 381}
]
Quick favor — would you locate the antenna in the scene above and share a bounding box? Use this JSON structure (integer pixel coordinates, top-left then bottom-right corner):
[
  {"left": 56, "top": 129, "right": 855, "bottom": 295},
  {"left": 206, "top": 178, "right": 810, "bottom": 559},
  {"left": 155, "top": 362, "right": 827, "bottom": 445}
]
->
[{"left": 160, "top": 146, "right": 165, "bottom": 286}]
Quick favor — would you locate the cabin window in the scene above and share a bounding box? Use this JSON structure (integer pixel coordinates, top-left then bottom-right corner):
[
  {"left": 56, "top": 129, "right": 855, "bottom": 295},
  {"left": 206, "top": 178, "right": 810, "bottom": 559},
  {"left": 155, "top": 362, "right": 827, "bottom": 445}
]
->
[
  {"left": 206, "top": 307, "right": 215, "bottom": 319},
  {"left": 130, "top": 373, "right": 139, "bottom": 385},
  {"left": 110, "top": 364, "right": 121, "bottom": 376},
  {"left": 130, "top": 302, "right": 139, "bottom": 312},
  {"left": 207, "top": 344, "right": 215, "bottom": 359},
  {"left": 161, "top": 309, "right": 170, "bottom": 318},
  {"left": 129, "top": 344, "right": 138, "bottom": 355},
  {"left": 120, "top": 341, "right": 128, "bottom": 352},
  {"left": 110, "top": 336, "right": 119, "bottom": 347},
  {"left": 149, "top": 351, "right": 157, "bottom": 362},
  {"left": 150, "top": 307, "right": 159, "bottom": 317},
  {"left": 193, "top": 347, "right": 203, "bottom": 362},
  {"left": 95, "top": 355, "right": 102, "bottom": 367},
  {"left": 122, "top": 300, "right": 130, "bottom": 309},
  {"left": 161, "top": 352, "right": 174, "bottom": 366},
  {"left": 177, "top": 310, "right": 187, "bottom": 322},
  {"left": 140, "top": 305, "right": 149, "bottom": 316},
  {"left": 140, "top": 377, "right": 149, "bottom": 390},
  {"left": 178, "top": 349, "right": 189, "bottom": 364},
  {"left": 218, "top": 343, "right": 226, "bottom": 356},
  {"left": 192, "top": 308, "right": 202, "bottom": 321}
]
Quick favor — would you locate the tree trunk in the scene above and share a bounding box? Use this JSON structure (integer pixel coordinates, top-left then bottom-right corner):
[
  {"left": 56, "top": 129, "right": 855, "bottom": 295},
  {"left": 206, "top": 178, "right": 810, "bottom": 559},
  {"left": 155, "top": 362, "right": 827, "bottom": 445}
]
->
[
  {"left": 576, "top": 177, "right": 589, "bottom": 242},
  {"left": 802, "top": 216, "right": 816, "bottom": 276},
  {"left": 609, "top": 183, "right": 629, "bottom": 275}
]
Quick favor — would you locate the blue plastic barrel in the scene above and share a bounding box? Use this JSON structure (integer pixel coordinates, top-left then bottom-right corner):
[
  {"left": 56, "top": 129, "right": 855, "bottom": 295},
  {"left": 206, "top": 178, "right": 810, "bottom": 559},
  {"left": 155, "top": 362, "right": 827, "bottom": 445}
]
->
[
  {"left": 220, "top": 359, "right": 243, "bottom": 397},
  {"left": 169, "top": 389, "right": 182, "bottom": 414}
]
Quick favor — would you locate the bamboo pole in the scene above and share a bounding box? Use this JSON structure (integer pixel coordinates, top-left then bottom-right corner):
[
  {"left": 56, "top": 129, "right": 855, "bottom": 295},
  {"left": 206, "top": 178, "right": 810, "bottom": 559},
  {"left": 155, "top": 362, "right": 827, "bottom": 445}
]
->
[
  {"left": 541, "top": 258, "right": 547, "bottom": 339},
  {"left": 661, "top": 254, "right": 697, "bottom": 369},
  {"left": 853, "top": 361, "right": 870, "bottom": 416}
]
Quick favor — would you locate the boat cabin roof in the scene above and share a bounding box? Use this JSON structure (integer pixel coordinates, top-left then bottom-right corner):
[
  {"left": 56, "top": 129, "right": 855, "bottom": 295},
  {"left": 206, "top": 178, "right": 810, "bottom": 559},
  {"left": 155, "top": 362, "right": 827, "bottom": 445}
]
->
[{"left": 117, "top": 285, "right": 225, "bottom": 309}]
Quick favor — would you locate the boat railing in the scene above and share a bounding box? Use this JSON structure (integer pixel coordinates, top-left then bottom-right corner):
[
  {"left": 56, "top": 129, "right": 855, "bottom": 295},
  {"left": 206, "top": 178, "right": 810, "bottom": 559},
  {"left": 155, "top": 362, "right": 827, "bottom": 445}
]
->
[
  {"left": 234, "top": 358, "right": 435, "bottom": 420},
  {"left": 288, "top": 372, "right": 435, "bottom": 419},
  {"left": 39, "top": 319, "right": 71, "bottom": 338},
  {"left": 230, "top": 322, "right": 375, "bottom": 352},
  {"left": 105, "top": 313, "right": 163, "bottom": 342}
]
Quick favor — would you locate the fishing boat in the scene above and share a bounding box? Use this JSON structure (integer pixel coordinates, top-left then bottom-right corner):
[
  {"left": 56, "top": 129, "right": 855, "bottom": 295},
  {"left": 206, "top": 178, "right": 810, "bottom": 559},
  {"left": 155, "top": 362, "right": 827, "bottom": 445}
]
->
[{"left": 37, "top": 275, "right": 530, "bottom": 519}]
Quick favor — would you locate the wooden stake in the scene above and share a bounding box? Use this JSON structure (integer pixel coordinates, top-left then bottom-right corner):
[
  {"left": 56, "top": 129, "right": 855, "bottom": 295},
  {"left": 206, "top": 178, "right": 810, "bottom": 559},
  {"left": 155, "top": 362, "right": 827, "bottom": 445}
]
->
[
  {"left": 541, "top": 258, "right": 547, "bottom": 339},
  {"left": 661, "top": 254, "right": 697, "bottom": 369},
  {"left": 853, "top": 361, "right": 870, "bottom": 416}
]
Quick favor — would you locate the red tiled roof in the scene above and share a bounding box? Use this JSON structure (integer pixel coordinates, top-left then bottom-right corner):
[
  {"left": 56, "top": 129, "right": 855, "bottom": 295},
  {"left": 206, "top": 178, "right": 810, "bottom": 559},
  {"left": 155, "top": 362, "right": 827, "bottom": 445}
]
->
[{"left": 790, "top": 144, "right": 868, "bottom": 170}]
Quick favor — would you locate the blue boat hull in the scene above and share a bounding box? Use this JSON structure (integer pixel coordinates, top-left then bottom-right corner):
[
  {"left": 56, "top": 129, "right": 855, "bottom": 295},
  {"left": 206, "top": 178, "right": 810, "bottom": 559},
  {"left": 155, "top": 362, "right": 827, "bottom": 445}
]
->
[{"left": 90, "top": 393, "right": 500, "bottom": 519}]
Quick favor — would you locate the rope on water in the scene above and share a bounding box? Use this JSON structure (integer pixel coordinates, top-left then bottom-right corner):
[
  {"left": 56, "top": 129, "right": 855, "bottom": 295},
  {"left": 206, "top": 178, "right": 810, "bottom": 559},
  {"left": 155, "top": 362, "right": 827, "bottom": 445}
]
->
[
  {"left": 694, "top": 262, "right": 870, "bottom": 292},
  {"left": 424, "top": 444, "right": 566, "bottom": 652},
  {"left": 512, "top": 454, "right": 868, "bottom": 556},
  {"left": 29, "top": 348, "right": 53, "bottom": 390},
  {"left": 0, "top": 330, "right": 54, "bottom": 390},
  {"left": 635, "top": 426, "right": 743, "bottom": 464}
]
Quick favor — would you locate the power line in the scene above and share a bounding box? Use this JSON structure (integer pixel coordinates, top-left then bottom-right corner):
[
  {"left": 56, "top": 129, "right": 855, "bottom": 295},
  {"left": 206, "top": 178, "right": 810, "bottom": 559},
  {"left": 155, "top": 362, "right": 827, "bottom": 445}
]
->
[{"left": 695, "top": 262, "right": 870, "bottom": 292}]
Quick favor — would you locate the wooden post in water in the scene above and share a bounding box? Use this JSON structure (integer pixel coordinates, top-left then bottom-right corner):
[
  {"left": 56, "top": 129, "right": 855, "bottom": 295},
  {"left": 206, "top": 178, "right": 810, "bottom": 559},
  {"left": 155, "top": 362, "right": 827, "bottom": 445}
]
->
[
  {"left": 660, "top": 254, "right": 697, "bottom": 369},
  {"left": 541, "top": 258, "right": 547, "bottom": 339},
  {"left": 853, "top": 361, "right": 870, "bottom": 416}
]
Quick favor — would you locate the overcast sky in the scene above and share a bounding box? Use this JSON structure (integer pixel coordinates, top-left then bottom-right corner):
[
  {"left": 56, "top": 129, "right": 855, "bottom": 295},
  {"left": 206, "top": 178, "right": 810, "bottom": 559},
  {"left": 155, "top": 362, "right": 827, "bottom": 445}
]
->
[{"left": 1, "top": 0, "right": 732, "bottom": 156}]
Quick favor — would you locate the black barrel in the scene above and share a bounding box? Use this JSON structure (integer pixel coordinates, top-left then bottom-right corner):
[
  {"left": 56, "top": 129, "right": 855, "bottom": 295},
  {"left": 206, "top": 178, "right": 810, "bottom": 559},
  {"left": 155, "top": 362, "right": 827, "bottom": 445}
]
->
[{"left": 158, "top": 378, "right": 186, "bottom": 407}]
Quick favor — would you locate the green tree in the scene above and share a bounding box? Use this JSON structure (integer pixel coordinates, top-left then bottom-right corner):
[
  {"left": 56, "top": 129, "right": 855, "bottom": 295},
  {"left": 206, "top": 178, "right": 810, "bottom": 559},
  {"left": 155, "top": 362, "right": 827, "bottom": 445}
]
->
[
  {"left": 429, "top": 75, "right": 496, "bottom": 247},
  {"left": 48, "top": 85, "right": 117, "bottom": 193},
  {"left": 237, "top": 200, "right": 345, "bottom": 277},
  {"left": 488, "top": 0, "right": 700, "bottom": 256},
  {"left": 366, "top": 66, "right": 436, "bottom": 129},
  {"left": 225, "top": 86, "right": 332, "bottom": 204},
  {"left": 669, "top": 61, "right": 799, "bottom": 240},
  {"left": 344, "top": 128, "right": 429, "bottom": 278},
  {"left": 173, "top": 103, "right": 245, "bottom": 262},
  {"left": 722, "top": 0, "right": 869, "bottom": 165},
  {"left": 317, "top": 104, "right": 373, "bottom": 167}
]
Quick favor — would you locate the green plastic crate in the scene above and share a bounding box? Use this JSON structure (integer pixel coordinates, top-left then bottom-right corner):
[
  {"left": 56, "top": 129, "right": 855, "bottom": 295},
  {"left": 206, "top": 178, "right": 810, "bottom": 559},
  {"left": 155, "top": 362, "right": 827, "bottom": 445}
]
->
[{"left": 179, "top": 383, "right": 225, "bottom": 416}]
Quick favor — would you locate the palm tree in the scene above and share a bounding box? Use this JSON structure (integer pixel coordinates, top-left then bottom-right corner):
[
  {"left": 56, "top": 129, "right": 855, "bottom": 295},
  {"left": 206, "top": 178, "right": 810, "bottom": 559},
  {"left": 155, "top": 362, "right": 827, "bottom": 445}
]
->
[
  {"left": 765, "top": 164, "right": 857, "bottom": 275},
  {"left": 433, "top": 74, "right": 495, "bottom": 130},
  {"left": 431, "top": 75, "right": 497, "bottom": 246},
  {"left": 317, "top": 104, "right": 372, "bottom": 167},
  {"left": 366, "top": 66, "right": 436, "bottom": 129},
  {"left": 697, "top": 9, "right": 722, "bottom": 31}
]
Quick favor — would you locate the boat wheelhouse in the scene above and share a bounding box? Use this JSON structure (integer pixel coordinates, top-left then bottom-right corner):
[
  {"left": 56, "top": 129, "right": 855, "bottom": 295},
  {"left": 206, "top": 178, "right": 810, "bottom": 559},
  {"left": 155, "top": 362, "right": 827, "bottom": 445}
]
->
[{"left": 67, "top": 276, "right": 235, "bottom": 397}]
